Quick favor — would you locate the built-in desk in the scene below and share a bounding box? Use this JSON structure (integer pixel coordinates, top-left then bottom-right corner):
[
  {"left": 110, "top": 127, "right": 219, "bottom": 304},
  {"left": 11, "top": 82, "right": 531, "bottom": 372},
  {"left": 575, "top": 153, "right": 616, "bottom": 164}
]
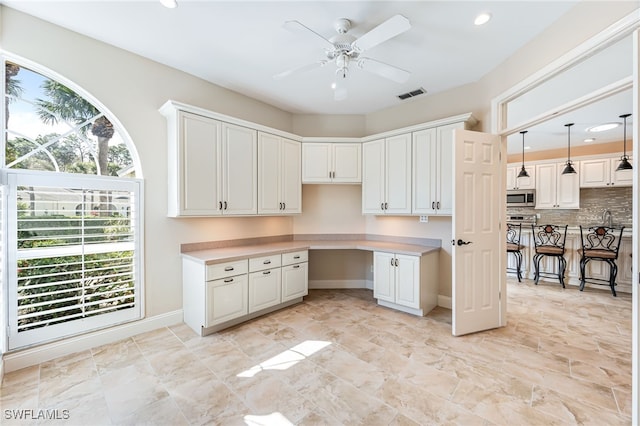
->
[{"left": 181, "top": 235, "right": 441, "bottom": 335}]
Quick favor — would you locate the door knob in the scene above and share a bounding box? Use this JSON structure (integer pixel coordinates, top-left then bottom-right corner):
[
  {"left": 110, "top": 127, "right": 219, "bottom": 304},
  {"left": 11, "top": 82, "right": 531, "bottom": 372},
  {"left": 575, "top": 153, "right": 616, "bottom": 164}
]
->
[{"left": 457, "top": 239, "right": 473, "bottom": 246}]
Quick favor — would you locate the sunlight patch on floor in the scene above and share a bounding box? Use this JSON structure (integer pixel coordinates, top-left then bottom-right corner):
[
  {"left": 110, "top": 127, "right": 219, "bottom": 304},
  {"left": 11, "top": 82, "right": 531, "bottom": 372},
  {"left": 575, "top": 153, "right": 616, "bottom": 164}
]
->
[{"left": 237, "top": 340, "right": 331, "bottom": 378}]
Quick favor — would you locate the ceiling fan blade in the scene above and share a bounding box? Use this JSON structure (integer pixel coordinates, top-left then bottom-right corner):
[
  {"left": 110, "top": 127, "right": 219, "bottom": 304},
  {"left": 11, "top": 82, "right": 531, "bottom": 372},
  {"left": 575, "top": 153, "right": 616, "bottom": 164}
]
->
[
  {"left": 333, "top": 75, "right": 348, "bottom": 101},
  {"left": 283, "top": 20, "right": 334, "bottom": 49},
  {"left": 273, "top": 60, "right": 327, "bottom": 80},
  {"left": 358, "top": 57, "right": 410, "bottom": 83},
  {"left": 352, "top": 15, "right": 411, "bottom": 52}
]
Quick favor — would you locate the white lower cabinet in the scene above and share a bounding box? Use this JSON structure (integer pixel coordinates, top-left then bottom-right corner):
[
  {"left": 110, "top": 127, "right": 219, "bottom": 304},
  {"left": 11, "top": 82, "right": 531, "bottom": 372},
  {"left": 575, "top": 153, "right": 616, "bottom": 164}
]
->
[
  {"left": 249, "top": 268, "right": 282, "bottom": 313},
  {"left": 183, "top": 250, "right": 308, "bottom": 335},
  {"left": 373, "top": 251, "right": 438, "bottom": 316},
  {"left": 207, "top": 274, "right": 248, "bottom": 326}
]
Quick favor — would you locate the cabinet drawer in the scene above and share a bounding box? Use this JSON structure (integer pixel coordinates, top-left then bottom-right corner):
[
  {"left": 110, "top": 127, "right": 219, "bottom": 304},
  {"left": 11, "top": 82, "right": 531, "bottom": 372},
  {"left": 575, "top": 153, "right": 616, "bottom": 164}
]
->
[
  {"left": 282, "top": 250, "right": 308, "bottom": 266},
  {"left": 249, "top": 254, "right": 282, "bottom": 272},
  {"left": 206, "top": 259, "right": 248, "bottom": 281}
]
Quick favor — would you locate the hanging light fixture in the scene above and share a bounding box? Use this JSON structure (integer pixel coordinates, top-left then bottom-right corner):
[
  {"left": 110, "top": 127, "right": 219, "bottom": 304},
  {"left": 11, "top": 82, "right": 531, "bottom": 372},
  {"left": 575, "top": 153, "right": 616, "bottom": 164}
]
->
[
  {"left": 616, "top": 113, "right": 632, "bottom": 171},
  {"left": 517, "top": 130, "right": 529, "bottom": 178},
  {"left": 562, "top": 123, "right": 576, "bottom": 174}
]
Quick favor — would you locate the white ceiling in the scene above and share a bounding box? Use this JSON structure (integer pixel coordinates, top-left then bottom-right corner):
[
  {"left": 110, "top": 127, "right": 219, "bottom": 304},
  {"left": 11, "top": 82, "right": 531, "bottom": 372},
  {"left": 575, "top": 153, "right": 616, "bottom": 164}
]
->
[{"left": 2, "top": 0, "right": 632, "bottom": 154}]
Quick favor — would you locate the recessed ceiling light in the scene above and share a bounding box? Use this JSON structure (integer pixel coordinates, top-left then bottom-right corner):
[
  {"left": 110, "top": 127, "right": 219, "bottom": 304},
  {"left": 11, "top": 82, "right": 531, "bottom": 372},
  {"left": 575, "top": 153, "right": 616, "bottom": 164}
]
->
[
  {"left": 584, "top": 138, "right": 596, "bottom": 142},
  {"left": 586, "top": 122, "right": 621, "bottom": 133},
  {"left": 474, "top": 12, "right": 492, "bottom": 26},
  {"left": 160, "top": 0, "right": 178, "bottom": 8}
]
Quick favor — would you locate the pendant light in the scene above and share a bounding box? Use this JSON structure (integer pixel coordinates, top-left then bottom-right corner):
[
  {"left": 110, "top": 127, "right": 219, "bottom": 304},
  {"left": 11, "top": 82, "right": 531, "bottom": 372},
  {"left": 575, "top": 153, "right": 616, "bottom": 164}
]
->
[
  {"left": 562, "top": 123, "right": 576, "bottom": 174},
  {"left": 616, "top": 113, "right": 632, "bottom": 171},
  {"left": 517, "top": 130, "right": 529, "bottom": 178}
]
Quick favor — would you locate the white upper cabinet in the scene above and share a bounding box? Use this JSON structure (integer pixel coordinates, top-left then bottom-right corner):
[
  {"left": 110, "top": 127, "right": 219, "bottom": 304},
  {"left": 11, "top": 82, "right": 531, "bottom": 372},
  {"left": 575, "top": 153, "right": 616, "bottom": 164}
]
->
[
  {"left": 362, "top": 134, "right": 412, "bottom": 215},
  {"left": 161, "top": 105, "right": 257, "bottom": 217},
  {"left": 302, "top": 143, "right": 361, "bottom": 183},
  {"left": 258, "top": 132, "right": 301, "bottom": 215},
  {"left": 580, "top": 157, "right": 633, "bottom": 188},
  {"left": 221, "top": 123, "right": 258, "bottom": 215},
  {"left": 535, "top": 162, "right": 579, "bottom": 209},
  {"left": 506, "top": 165, "right": 536, "bottom": 190},
  {"left": 412, "top": 123, "right": 463, "bottom": 215}
]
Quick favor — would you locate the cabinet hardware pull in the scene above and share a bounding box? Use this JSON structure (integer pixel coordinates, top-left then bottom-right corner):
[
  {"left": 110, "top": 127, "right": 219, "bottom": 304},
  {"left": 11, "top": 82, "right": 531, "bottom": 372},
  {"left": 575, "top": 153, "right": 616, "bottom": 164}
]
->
[
  {"left": 224, "top": 278, "right": 234, "bottom": 283},
  {"left": 432, "top": 201, "right": 435, "bottom": 209},
  {"left": 219, "top": 201, "right": 223, "bottom": 210},
  {"left": 437, "top": 201, "right": 440, "bottom": 210},
  {"left": 224, "top": 266, "right": 234, "bottom": 271},
  {"left": 395, "top": 258, "right": 399, "bottom": 267},
  {"left": 263, "top": 260, "right": 271, "bottom": 264},
  {"left": 293, "top": 265, "right": 300, "bottom": 269},
  {"left": 263, "top": 271, "right": 271, "bottom": 275},
  {"left": 283, "top": 202, "right": 286, "bottom": 209},
  {"left": 381, "top": 203, "right": 384, "bottom": 210},
  {"left": 224, "top": 201, "right": 228, "bottom": 210},
  {"left": 293, "top": 255, "right": 300, "bottom": 259},
  {"left": 384, "top": 202, "right": 388, "bottom": 210}
]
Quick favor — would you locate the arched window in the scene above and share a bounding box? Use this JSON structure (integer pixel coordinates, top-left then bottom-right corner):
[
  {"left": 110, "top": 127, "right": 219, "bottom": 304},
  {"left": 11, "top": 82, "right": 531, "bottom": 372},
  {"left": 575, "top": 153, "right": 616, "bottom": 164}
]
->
[{"left": 2, "top": 58, "right": 143, "bottom": 350}]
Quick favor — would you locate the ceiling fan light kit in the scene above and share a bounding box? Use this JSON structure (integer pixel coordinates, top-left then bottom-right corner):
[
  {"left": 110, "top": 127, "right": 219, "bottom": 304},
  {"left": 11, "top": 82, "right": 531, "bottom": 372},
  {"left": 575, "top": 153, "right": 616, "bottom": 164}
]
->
[
  {"left": 274, "top": 14, "right": 412, "bottom": 101},
  {"left": 616, "top": 113, "right": 633, "bottom": 171}
]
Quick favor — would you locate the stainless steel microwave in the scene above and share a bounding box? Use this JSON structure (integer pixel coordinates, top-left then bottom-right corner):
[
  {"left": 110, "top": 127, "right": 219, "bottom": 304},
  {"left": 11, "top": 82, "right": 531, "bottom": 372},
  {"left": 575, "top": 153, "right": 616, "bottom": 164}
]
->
[{"left": 506, "top": 189, "right": 535, "bottom": 207}]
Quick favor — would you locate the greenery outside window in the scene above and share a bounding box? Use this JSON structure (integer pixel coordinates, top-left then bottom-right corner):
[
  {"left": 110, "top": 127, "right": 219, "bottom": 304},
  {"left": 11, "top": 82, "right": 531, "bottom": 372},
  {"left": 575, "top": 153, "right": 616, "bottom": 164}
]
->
[{"left": 3, "top": 59, "right": 142, "bottom": 350}]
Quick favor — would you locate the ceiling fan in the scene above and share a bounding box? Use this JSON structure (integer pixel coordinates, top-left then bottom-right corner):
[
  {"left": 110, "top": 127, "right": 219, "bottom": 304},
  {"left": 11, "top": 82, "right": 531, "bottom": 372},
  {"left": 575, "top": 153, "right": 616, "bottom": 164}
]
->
[{"left": 273, "top": 14, "right": 412, "bottom": 101}]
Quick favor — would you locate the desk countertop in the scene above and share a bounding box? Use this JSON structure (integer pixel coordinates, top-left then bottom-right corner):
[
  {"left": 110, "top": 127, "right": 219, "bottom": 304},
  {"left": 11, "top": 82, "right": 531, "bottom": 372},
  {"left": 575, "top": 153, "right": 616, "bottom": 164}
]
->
[{"left": 182, "top": 239, "right": 441, "bottom": 265}]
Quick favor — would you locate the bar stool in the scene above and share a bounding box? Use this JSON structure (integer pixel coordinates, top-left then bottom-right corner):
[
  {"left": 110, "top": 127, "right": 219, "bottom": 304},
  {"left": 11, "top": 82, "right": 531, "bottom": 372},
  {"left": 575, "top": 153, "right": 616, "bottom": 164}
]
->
[
  {"left": 578, "top": 225, "right": 624, "bottom": 297},
  {"left": 531, "top": 224, "right": 568, "bottom": 287},
  {"left": 506, "top": 223, "right": 524, "bottom": 282}
]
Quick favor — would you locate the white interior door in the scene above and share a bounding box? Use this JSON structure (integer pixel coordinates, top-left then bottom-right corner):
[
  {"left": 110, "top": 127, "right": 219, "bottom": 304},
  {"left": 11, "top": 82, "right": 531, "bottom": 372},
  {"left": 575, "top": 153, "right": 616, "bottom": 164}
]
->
[
  {"left": 632, "top": 27, "right": 639, "bottom": 426},
  {"left": 452, "top": 129, "right": 503, "bottom": 336}
]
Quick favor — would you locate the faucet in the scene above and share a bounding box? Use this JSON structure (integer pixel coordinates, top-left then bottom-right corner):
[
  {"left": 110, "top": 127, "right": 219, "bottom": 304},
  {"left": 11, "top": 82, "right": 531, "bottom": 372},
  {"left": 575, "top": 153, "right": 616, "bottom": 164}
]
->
[{"left": 602, "top": 209, "right": 613, "bottom": 228}]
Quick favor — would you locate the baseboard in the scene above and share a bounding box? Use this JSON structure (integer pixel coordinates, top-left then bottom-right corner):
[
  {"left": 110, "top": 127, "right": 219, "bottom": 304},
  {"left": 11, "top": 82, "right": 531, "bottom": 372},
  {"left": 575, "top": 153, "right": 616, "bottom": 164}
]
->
[
  {"left": 308, "top": 279, "right": 368, "bottom": 289},
  {"left": 438, "top": 295, "right": 452, "bottom": 309},
  {"left": 2, "top": 310, "right": 183, "bottom": 373}
]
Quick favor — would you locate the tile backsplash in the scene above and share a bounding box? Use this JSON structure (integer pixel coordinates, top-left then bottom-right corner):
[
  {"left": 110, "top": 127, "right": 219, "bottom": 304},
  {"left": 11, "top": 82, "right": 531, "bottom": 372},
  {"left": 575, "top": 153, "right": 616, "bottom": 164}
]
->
[{"left": 508, "top": 186, "right": 632, "bottom": 228}]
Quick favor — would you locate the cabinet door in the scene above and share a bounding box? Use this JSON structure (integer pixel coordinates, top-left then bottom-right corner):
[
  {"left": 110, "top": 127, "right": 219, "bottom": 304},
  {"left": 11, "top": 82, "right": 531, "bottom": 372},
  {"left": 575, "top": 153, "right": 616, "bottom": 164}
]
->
[
  {"left": 333, "top": 143, "right": 362, "bottom": 183},
  {"left": 281, "top": 138, "right": 301, "bottom": 213},
  {"left": 385, "top": 134, "right": 412, "bottom": 214},
  {"left": 362, "top": 139, "right": 386, "bottom": 214},
  {"left": 580, "top": 158, "right": 610, "bottom": 187},
  {"left": 206, "top": 275, "right": 248, "bottom": 326},
  {"left": 395, "top": 254, "right": 420, "bottom": 309},
  {"left": 506, "top": 166, "right": 517, "bottom": 190},
  {"left": 282, "top": 262, "right": 308, "bottom": 302},
  {"left": 535, "top": 163, "right": 558, "bottom": 209},
  {"left": 611, "top": 157, "right": 633, "bottom": 186},
  {"left": 222, "top": 123, "right": 257, "bottom": 215},
  {"left": 412, "top": 128, "right": 437, "bottom": 215},
  {"left": 556, "top": 163, "right": 580, "bottom": 209},
  {"left": 373, "top": 252, "right": 395, "bottom": 302},
  {"left": 302, "top": 143, "right": 332, "bottom": 183},
  {"left": 257, "top": 132, "right": 282, "bottom": 215},
  {"left": 248, "top": 268, "right": 282, "bottom": 313},
  {"left": 179, "top": 112, "right": 222, "bottom": 216},
  {"left": 435, "top": 124, "right": 456, "bottom": 215}
]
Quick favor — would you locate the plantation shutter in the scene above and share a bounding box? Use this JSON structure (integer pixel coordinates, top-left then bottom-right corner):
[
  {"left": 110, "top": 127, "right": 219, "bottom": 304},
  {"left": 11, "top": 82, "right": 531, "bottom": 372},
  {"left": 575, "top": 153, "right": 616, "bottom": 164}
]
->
[{"left": 4, "top": 170, "right": 143, "bottom": 349}]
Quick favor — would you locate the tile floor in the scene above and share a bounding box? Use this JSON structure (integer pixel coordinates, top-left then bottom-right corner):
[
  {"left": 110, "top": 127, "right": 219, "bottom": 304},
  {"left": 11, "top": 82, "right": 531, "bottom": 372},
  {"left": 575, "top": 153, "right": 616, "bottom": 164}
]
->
[{"left": 0, "top": 279, "right": 632, "bottom": 425}]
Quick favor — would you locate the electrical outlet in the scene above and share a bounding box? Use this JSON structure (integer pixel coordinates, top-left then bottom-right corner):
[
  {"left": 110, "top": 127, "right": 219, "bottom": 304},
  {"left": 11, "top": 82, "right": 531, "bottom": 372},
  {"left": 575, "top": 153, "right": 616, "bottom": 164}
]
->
[{"left": 419, "top": 216, "right": 428, "bottom": 223}]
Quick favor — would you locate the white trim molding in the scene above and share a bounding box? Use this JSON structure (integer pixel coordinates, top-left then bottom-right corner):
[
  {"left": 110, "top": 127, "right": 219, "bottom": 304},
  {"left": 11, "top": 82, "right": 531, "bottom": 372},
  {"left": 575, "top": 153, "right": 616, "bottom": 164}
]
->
[{"left": 2, "top": 310, "right": 183, "bottom": 373}]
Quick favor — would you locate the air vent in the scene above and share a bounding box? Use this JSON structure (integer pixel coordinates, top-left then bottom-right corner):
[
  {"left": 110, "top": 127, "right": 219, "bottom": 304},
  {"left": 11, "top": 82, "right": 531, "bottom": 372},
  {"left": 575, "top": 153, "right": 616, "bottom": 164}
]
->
[{"left": 397, "top": 87, "right": 426, "bottom": 100}]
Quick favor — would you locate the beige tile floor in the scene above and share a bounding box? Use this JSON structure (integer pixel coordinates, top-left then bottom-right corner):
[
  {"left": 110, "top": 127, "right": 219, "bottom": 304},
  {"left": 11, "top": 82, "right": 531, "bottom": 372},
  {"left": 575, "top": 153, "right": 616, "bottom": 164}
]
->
[{"left": 0, "top": 278, "right": 632, "bottom": 425}]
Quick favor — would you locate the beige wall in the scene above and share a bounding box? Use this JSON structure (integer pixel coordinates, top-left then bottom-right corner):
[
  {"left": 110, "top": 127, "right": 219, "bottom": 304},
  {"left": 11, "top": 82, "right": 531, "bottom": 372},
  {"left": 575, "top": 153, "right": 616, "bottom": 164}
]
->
[{"left": 1, "top": 1, "right": 637, "bottom": 315}]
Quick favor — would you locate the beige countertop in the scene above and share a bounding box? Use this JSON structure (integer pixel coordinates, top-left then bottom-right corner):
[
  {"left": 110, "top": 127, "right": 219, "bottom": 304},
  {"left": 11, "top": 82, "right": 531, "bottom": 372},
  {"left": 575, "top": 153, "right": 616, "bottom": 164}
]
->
[{"left": 182, "top": 239, "right": 441, "bottom": 265}]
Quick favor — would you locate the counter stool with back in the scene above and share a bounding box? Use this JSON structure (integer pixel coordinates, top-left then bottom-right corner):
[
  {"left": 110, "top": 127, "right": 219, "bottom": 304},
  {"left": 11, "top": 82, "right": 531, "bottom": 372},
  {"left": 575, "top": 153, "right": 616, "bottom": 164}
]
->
[
  {"left": 578, "top": 225, "right": 624, "bottom": 297},
  {"left": 531, "top": 224, "right": 568, "bottom": 287},
  {"left": 506, "top": 222, "right": 525, "bottom": 282}
]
